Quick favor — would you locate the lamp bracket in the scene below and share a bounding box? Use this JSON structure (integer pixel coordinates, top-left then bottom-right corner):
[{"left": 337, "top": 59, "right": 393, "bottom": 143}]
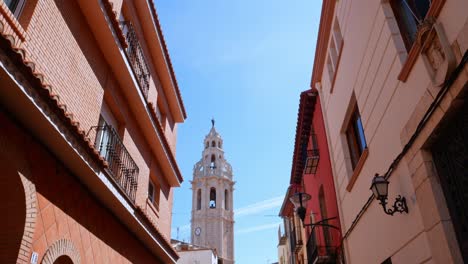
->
[
  {"left": 379, "top": 195, "right": 409, "bottom": 216},
  {"left": 302, "top": 216, "right": 340, "bottom": 230}
]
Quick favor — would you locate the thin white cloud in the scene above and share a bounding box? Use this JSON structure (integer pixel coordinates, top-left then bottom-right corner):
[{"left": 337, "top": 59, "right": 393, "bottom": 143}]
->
[
  {"left": 235, "top": 195, "right": 284, "bottom": 217},
  {"left": 236, "top": 222, "right": 282, "bottom": 235}
]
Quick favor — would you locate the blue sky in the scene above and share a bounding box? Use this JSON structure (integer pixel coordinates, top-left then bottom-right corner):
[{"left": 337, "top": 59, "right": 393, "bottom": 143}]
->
[{"left": 154, "top": 1, "right": 322, "bottom": 263}]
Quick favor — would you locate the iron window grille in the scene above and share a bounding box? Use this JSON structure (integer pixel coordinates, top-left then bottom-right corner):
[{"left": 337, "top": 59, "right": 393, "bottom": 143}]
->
[
  {"left": 304, "top": 133, "right": 320, "bottom": 175},
  {"left": 121, "top": 21, "right": 151, "bottom": 100},
  {"left": 87, "top": 122, "right": 139, "bottom": 203},
  {"left": 306, "top": 225, "right": 339, "bottom": 264}
]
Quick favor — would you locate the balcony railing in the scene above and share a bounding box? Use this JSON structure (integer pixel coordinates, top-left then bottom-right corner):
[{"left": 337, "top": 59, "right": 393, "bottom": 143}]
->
[
  {"left": 306, "top": 226, "right": 339, "bottom": 264},
  {"left": 88, "top": 124, "right": 139, "bottom": 202},
  {"left": 121, "top": 21, "right": 151, "bottom": 100}
]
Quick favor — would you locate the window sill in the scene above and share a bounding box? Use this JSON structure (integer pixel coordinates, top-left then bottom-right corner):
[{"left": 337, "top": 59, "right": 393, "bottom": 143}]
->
[
  {"left": 346, "top": 148, "right": 369, "bottom": 192},
  {"left": 0, "top": 2, "right": 26, "bottom": 42},
  {"left": 397, "top": 0, "right": 446, "bottom": 82}
]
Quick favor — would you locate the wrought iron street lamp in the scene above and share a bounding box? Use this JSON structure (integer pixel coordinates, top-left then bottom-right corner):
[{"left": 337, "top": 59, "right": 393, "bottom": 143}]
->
[
  {"left": 289, "top": 184, "right": 339, "bottom": 230},
  {"left": 370, "top": 174, "right": 409, "bottom": 216}
]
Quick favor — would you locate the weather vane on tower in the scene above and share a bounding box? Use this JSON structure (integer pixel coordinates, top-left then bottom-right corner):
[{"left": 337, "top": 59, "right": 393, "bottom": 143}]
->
[{"left": 211, "top": 117, "right": 215, "bottom": 128}]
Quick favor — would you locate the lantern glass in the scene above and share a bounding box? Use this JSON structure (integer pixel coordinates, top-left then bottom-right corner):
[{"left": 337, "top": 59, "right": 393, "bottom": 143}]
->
[
  {"left": 289, "top": 192, "right": 311, "bottom": 209},
  {"left": 371, "top": 175, "right": 389, "bottom": 200}
]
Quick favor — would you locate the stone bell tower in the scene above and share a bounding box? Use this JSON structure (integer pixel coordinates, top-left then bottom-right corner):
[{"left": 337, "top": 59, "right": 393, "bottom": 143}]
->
[{"left": 191, "top": 120, "right": 235, "bottom": 264}]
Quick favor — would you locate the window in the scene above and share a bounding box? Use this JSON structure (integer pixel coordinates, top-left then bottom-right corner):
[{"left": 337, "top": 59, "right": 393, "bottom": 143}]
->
[
  {"left": 148, "top": 179, "right": 160, "bottom": 209},
  {"left": 197, "top": 189, "right": 201, "bottom": 210},
  {"left": 224, "top": 189, "right": 229, "bottom": 210},
  {"left": 5, "top": 0, "right": 26, "bottom": 17},
  {"left": 210, "top": 155, "right": 216, "bottom": 169},
  {"left": 326, "top": 17, "right": 343, "bottom": 91},
  {"left": 211, "top": 141, "right": 216, "bottom": 147},
  {"left": 390, "top": 0, "right": 430, "bottom": 51},
  {"left": 346, "top": 105, "right": 367, "bottom": 170},
  {"left": 95, "top": 116, "right": 114, "bottom": 160},
  {"left": 209, "top": 188, "right": 216, "bottom": 208}
]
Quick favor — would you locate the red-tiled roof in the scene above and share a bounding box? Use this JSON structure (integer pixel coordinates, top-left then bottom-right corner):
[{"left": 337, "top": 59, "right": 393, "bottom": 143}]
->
[
  {"left": 148, "top": 2, "right": 187, "bottom": 119},
  {"left": 290, "top": 90, "right": 317, "bottom": 184}
]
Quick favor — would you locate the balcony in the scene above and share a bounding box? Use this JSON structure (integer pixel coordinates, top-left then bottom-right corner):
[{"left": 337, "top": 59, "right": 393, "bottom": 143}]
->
[
  {"left": 88, "top": 124, "right": 139, "bottom": 203},
  {"left": 306, "top": 226, "right": 339, "bottom": 264},
  {"left": 121, "top": 21, "right": 151, "bottom": 100}
]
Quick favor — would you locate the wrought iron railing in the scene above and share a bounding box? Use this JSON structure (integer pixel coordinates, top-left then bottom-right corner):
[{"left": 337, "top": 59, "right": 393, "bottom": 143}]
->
[
  {"left": 306, "top": 226, "right": 339, "bottom": 264},
  {"left": 121, "top": 21, "right": 151, "bottom": 100},
  {"left": 87, "top": 124, "right": 139, "bottom": 202}
]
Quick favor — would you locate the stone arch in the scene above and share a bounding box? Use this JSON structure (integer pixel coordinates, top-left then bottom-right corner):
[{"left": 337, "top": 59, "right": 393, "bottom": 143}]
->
[
  {"left": 0, "top": 131, "right": 37, "bottom": 264},
  {"left": 211, "top": 141, "right": 216, "bottom": 147},
  {"left": 209, "top": 187, "right": 216, "bottom": 208},
  {"left": 41, "top": 239, "right": 80, "bottom": 264}
]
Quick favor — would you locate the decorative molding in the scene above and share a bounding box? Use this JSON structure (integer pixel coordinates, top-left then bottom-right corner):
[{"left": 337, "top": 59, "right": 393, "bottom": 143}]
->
[
  {"left": 420, "top": 21, "right": 457, "bottom": 86},
  {"left": 41, "top": 239, "right": 80, "bottom": 264},
  {"left": 398, "top": 0, "right": 447, "bottom": 81}
]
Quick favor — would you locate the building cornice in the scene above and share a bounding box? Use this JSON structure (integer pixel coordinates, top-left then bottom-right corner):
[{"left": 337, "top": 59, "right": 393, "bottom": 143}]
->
[{"left": 310, "top": 0, "right": 336, "bottom": 88}]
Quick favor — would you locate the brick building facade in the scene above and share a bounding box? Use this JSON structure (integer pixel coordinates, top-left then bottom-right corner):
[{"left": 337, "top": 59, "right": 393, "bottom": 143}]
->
[{"left": 0, "top": 0, "right": 186, "bottom": 263}]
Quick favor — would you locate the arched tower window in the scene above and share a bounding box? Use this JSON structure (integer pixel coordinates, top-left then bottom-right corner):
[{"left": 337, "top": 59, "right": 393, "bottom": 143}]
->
[
  {"left": 209, "top": 188, "right": 216, "bottom": 208},
  {"left": 205, "top": 142, "right": 209, "bottom": 149},
  {"left": 225, "top": 189, "right": 229, "bottom": 210},
  {"left": 218, "top": 141, "right": 222, "bottom": 148},
  {"left": 197, "top": 189, "right": 201, "bottom": 210},
  {"left": 210, "top": 155, "right": 216, "bottom": 169},
  {"left": 212, "top": 141, "right": 216, "bottom": 147}
]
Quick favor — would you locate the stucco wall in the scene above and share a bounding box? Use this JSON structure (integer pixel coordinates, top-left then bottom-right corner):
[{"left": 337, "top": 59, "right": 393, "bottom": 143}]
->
[{"left": 317, "top": 0, "right": 467, "bottom": 263}]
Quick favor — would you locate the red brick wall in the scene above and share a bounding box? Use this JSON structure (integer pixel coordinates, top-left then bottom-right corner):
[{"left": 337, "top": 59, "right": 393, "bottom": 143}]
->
[{"left": 0, "top": 110, "right": 164, "bottom": 263}]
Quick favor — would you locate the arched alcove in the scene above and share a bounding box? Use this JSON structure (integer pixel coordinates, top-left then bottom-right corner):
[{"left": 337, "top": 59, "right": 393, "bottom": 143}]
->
[
  {"left": 41, "top": 239, "right": 80, "bottom": 264},
  {"left": 224, "top": 189, "right": 229, "bottom": 210},
  {"left": 54, "top": 255, "right": 74, "bottom": 264},
  {"left": 209, "top": 188, "right": 216, "bottom": 208},
  {"left": 211, "top": 141, "right": 216, "bottom": 147},
  {"left": 197, "top": 189, "right": 202, "bottom": 210},
  {"left": 0, "top": 159, "right": 26, "bottom": 263},
  {"left": 210, "top": 154, "right": 216, "bottom": 169}
]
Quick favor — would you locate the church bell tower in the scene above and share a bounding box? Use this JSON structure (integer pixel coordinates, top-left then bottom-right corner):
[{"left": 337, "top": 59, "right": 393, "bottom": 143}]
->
[{"left": 191, "top": 120, "right": 235, "bottom": 264}]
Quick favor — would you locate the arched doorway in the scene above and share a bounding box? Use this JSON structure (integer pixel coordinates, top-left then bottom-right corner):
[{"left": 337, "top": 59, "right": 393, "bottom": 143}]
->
[
  {"left": 0, "top": 158, "right": 26, "bottom": 263},
  {"left": 54, "top": 255, "right": 74, "bottom": 264}
]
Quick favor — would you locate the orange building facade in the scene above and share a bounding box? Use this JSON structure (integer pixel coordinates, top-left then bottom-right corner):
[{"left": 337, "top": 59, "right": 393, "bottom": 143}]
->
[{"left": 0, "top": 0, "right": 186, "bottom": 263}]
